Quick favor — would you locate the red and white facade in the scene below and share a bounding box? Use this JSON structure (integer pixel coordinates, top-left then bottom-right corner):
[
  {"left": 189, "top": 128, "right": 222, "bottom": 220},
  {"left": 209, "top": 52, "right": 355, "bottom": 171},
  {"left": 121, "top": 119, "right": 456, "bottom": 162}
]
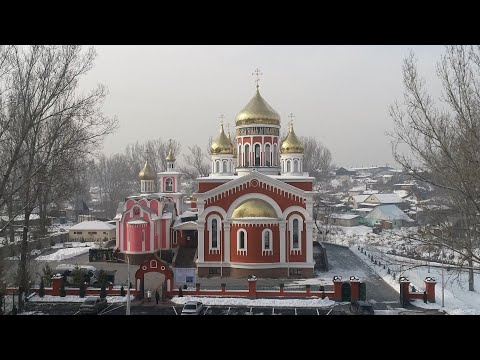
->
[{"left": 194, "top": 88, "right": 316, "bottom": 278}]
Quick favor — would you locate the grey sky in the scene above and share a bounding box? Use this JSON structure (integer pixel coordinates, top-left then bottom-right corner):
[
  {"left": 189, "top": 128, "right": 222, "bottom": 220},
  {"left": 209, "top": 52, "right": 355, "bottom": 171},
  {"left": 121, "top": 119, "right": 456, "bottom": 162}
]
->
[{"left": 80, "top": 45, "right": 445, "bottom": 168}]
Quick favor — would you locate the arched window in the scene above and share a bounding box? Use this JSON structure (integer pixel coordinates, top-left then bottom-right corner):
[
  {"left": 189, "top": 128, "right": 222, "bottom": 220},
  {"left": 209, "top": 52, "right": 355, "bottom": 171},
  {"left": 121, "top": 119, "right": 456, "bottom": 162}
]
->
[
  {"left": 212, "top": 219, "right": 218, "bottom": 248},
  {"left": 254, "top": 144, "right": 260, "bottom": 166},
  {"left": 293, "top": 219, "right": 299, "bottom": 249},
  {"left": 293, "top": 159, "right": 298, "bottom": 173},
  {"left": 244, "top": 144, "right": 250, "bottom": 167},
  {"left": 281, "top": 160, "right": 284, "bottom": 173},
  {"left": 165, "top": 178, "right": 173, "bottom": 192},
  {"left": 215, "top": 161, "right": 220, "bottom": 173},
  {"left": 262, "top": 229, "right": 272, "bottom": 251},
  {"left": 209, "top": 215, "right": 221, "bottom": 251},
  {"left": 265, "top": 144, "right": 271, "bottom": 166},
  {"left": 223, "top": 160, "right": 228, "bottom": 173},
  {"left": 238, "top": 145, "right": 242, "bottom": 166},
  {"left": 287, "top": 160, "right": 291, "bottom": 173},
  {"left": 273, "top": 144, "right": 278, "bottom": 166},
  {"left": 237, "top": 229, "right": 247, "bottom": 253}
]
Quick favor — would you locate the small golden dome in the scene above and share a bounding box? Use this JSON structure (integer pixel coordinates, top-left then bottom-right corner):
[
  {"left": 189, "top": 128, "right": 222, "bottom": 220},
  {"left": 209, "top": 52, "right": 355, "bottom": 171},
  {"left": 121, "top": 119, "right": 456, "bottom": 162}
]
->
[
  {"left": 235, "top": 89, "right": 280, "bottom": 126},
  {"left": 211, "top": 124, "right": 234, "bottom": 155},
  {"left": 232, "top": 199, "right": 277, "bottom": 218},
  {"left": 166, "top": 147, "right": 175, "bottom": 161},
  {"left": 139, "top": 160, "right": 156, "bottom": 180},
  {"left": 281, "top": 123, "right": 304, "bottom": 154}
]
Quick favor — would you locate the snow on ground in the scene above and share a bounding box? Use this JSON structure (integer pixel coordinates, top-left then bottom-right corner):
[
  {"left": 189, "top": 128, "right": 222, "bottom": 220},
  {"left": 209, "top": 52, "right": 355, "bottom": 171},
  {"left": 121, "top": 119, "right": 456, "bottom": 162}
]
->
[
  {"left": 171, "top": 295, "right": 335, "bottom": 308},
  {"left": 348, "top": 232, "right": 480, "bottom": 315},
  {"left": 28, "top": 294, "right": 135, "bottom": 303},
  {"left": 51, "top": 241, "right": 94, "bottom": 249},
  {"left": 35, "top": 243, "right": 94, "bottom": 261}
]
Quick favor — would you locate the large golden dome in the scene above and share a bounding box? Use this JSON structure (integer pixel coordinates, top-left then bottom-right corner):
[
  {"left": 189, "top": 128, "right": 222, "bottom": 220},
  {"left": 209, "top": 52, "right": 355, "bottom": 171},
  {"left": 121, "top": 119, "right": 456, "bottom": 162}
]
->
[
  {"left": 211, "top": 124, "right": 234, "bottom": 155},
  {"left": 235, "top": 89, "right": 281, "bottom": 126},
  {"left": 139, "top": 160, "right": 156, "bottom": 180},
  {"left": 166, "top": 146, "right": 175, "bottom": 161},
  {"left": 281, "top": 124, "right": 304, "bottom": 154},
  {"left": 232, "top": 199, "right": 277, "bottom": 218}
]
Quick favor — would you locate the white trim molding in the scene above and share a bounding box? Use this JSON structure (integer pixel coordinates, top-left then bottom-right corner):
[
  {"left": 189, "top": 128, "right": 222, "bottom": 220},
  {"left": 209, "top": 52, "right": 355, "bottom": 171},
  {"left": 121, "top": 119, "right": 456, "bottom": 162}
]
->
[
  {"left": 288, "top": 214, "right": 303, "bottom": 255},
  {"left": 207, "top": 214, "right": 221, "bottom": 254}
]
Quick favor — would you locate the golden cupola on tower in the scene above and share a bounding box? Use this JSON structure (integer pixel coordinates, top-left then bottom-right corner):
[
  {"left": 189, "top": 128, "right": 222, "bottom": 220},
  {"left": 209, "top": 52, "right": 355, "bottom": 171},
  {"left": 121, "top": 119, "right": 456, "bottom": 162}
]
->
[
  {"left": 281, "top": 123, "right": 304, "bottom": 154},
  {"left": 139, "top": 160, "right": 156, "bottom": 180},
  {"left": 210, "top": 124, "right": 234, "bottom": 155},
  {"left": 235, "top": 89, "right": 281, "bottom": 126},
  {"left": 166, "top": 146, "right": 175, "bottom": 161}
]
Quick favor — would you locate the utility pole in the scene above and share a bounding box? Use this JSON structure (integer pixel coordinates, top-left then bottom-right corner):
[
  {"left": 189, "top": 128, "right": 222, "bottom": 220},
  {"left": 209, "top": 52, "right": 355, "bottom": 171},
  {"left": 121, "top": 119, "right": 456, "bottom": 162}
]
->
[
  {"left": 441, "top": 249, "right": 445, "bottom": 308},
  {"left": 126, "top": 255, "right": 131, "bottom": 315}
]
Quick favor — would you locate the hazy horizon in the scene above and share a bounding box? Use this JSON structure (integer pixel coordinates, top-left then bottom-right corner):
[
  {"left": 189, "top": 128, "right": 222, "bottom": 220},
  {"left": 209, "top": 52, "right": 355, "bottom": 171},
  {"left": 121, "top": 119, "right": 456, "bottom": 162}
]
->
[{"left": 79, "top": 45, "right": 445, "bottom": 168}]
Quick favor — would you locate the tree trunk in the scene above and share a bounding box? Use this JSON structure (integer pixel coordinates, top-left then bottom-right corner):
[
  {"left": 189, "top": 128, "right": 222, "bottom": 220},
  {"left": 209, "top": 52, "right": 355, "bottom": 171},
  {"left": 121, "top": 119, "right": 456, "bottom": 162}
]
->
[
  {"left": 7, "top": 200, "right": 15, "bottom": 243},
  {"left": 17, "top": 212, "right": 31, "bottom": 312}
]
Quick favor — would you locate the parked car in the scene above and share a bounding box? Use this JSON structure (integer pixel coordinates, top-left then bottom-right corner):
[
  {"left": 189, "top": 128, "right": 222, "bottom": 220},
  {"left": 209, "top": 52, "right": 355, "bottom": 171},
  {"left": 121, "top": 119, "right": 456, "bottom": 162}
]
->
[
  {"left": 79, "top": 296, "right": 108, "bottom": 315},
  {"left": 349, "top": 300, "right": 374, "bottom": 315},
  {"left": 181, "top": 301, "right": 204, "bottom": 315}
]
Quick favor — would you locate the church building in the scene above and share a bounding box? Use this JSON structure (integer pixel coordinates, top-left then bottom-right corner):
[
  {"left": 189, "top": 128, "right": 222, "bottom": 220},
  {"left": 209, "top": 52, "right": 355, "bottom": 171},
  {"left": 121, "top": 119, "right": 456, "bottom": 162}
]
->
[{"left": 115, "top": 78, "right": 316, "bottom": 279}]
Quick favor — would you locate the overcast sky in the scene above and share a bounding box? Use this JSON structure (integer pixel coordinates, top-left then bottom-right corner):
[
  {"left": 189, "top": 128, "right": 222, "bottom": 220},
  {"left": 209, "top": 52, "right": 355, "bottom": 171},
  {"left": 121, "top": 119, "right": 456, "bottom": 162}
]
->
[{"left": 80, "top": 45, "right": 445, "bottom": 168}]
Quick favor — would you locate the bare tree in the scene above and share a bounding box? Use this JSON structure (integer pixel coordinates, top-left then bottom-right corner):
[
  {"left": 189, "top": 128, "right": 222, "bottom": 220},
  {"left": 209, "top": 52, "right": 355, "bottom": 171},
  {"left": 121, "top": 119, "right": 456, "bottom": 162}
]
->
[
  {"left": 389, "top": 45, "right": 480, "bottom": 291},
  {"left": 0, "top": 45, "right": 117, "bottom": 310},
  {"left": 178, "top": 145, "right": 210, "bottom": 195},
  {"left": 301, "top": 136, "right": 334, "bottom": 187}
]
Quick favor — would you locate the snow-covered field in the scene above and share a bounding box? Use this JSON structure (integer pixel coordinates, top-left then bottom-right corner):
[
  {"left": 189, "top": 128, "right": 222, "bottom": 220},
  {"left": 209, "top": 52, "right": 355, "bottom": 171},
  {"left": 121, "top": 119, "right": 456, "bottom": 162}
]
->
[
  {"left": 28, "top": 294, "right": 135, "bottom": 303},
  {"left": 171, "top": 295, "right": 335, "bottom": 308},
  {"left": 35, "top": 242, "right": 94, "bottom": 261}
]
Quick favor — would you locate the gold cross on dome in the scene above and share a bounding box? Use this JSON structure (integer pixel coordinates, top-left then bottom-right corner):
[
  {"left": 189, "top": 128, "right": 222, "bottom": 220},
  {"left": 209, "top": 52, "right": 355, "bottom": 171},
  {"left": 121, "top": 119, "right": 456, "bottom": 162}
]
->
[
  {"left": 288, "top": 113, "right": 295, "bottom": 128},
  {"left": 252, "top": 68, "right": 263, "bottom": 89},
  {"left": 219, "top": 113, "right": 225, "bottom": 126}
]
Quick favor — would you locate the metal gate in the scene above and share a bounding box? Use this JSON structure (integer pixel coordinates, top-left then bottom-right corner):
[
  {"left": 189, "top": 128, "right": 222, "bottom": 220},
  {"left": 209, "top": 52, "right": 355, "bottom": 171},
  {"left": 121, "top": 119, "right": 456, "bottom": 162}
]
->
[
  {"left": 359, "top": 282, "right": 366, "bottom": 301},
  {"left": 341, "top": 282, "right": 351, "bottom": 301}
]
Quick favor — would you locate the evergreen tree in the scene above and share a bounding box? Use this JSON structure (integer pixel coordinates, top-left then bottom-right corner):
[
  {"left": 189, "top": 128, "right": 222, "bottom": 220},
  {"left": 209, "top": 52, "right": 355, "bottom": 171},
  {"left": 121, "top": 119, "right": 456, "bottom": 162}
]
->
[{"left": 39, "top": 278, "right": 45, "bottom": 298}]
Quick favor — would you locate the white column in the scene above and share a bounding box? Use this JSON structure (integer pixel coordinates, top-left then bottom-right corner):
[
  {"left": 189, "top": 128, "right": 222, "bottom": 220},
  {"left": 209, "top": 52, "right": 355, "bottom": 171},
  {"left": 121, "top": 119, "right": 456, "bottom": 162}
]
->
[
  {"left": 197, "top": 220, "right": 205, "bottom": 262},
  {"left": 150, "top": 221, "right": 154, "bottom": 250},
  {"left": 279, "top": 221, "right": 287, "bottom": 263},
  {"left": 305, "top": 220, "right": 314, "bottom": 263},
  {"left": 223, "top": 221, "right": 231, "bottom": 263}
]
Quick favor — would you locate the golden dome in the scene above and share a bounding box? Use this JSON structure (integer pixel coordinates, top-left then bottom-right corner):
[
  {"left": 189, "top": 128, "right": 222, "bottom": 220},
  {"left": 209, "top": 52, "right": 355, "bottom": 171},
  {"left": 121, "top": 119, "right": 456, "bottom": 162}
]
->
[
  {"left": 235, "top": 89, "right": 280, "bottom": 126},
  {"left": 232, "top": 199, "right": 277, "bottom": 218},
  {"left": 139, "top": 160, "right": 156, "bottom": 180},
  {"left": 281, "top": 123, "right": 304, "bottom": 154},
  {"left": 166, "top": 147, "right": 175, "bottom": 161},
  {"left": 211, "top": 124, "right": 234, "bottom": 155}
]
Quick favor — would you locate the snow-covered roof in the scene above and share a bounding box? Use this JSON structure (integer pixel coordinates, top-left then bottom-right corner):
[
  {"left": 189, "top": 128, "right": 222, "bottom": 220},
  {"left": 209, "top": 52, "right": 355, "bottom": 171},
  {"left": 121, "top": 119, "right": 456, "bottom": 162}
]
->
[
  {"left": 331, "top": 213, "right": 359, "bottom": 220},
  {"left": 172, "top": 221, "right": 198, "bottom": 230},
  {"left": 362, "top": 190, "right": 379, "bottom": 195},
  {"left": 180, "top": 210, "right": 198, "bottom": 219},
  {"left": 349, "top": 186, "right": 365, "bottom": 192},
  {"left": 353, "top": 208, "right": 373, "bottom": 213},
  {"left": 364, "top": 205, "right": 414, "bottom": 222},
  {"left": 351, "top": 195, "right": 369, "bottom": 203},
  {"left": 368, "top": 193, "right": 404, "bottom": 204},
  {"left": 393, "top": 190, "right": 410, "bottom": 199},
  {"left": 69, "top": 221, "right": 116, "bottom": 231}
]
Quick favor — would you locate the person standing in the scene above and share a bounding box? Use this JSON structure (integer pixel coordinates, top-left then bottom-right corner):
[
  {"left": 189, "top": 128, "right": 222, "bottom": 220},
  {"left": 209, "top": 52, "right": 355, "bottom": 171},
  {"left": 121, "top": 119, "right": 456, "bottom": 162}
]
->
[
  {"left": 155, "top": 289, "right": 160, "bottom": 305},
  {"left": 147, "top": 289, "right": 152, "bottom": 302}
]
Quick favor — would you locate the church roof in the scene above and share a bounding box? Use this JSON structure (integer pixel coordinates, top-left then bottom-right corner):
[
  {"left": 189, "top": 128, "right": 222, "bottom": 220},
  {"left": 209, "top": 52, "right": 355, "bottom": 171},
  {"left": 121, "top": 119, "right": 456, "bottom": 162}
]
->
[
  {"left": 210, "top": 124, "right": 234, "bottom": 155},
  {"left": 281, "top": 123, "right": 304, "bottom": 154},
  {"left": 235, "top": 89, "right": 280, "bottom": 126},
  {"left": 232, "top": 198, "right": 277, "bottom": 219},
  {"left": 139, "top": 160, "right": 156, "bottom": 180}
]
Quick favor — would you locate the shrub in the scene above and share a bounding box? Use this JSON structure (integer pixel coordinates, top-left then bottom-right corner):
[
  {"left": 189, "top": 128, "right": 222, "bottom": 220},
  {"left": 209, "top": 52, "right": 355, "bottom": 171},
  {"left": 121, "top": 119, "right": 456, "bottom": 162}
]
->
[
  {"left": 42, "top": 264, "right": 53, "bottom": 287},
  {"left": 59, "top": 280, "right": 66, "bottom": 297},
  {"left": 79, "top": 283, "right": 86, "bottom": 298},
  {"left": 39, "top": 278, "right": 45, "bottom": 298},
  {"left": 100, "top": 283, "right": 107, "bottom": 299}
]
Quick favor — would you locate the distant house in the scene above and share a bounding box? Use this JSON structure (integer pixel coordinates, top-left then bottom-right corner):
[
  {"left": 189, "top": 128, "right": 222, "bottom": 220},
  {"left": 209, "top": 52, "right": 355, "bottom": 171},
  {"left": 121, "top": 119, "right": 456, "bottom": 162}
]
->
[
  {"left": 69, "top": 221, "right": 116, "bottom": 243},
  {"left": 362, "top": 193, "right": 406, "bottom": 209},
  {"left": 348, "top": 195, "right": 369, "bottom": 209},
  {"left": 335, "top": 167, "right": 356, "bottom": 180},
  {"left": 330, "top": 213, "right": 359, "bottom": 227},
  {"left": 363, "top": 205, "right": 414, "bottom": 228},
  {"left": 348, "top": 185, "right": 366, "bottom": 196}
]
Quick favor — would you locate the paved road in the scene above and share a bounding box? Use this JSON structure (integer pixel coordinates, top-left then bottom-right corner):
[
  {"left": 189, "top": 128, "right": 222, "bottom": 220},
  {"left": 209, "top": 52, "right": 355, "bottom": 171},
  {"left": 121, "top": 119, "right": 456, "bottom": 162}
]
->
[{"left": 322, "top": 243, "right": 402, "bottom": 307}]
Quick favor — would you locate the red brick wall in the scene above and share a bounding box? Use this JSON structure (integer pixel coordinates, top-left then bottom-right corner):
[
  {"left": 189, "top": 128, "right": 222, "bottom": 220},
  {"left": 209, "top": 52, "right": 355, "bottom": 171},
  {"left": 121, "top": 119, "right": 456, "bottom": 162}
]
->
[{"left": 230, "top": 224, "right": 280, "bottom": 263}]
